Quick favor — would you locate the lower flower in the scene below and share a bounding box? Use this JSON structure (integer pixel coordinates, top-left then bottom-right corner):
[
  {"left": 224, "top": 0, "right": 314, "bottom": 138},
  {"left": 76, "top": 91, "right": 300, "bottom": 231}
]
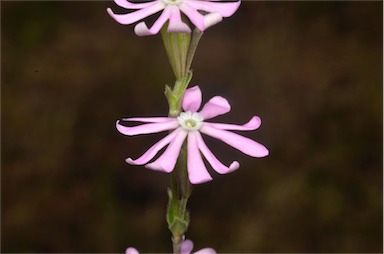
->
[
  {"left": 116, "top": 86, "right": 269, "bottom": 184},
  {"left": 126, "top": 239, "right": 216, "bottom": 254}
]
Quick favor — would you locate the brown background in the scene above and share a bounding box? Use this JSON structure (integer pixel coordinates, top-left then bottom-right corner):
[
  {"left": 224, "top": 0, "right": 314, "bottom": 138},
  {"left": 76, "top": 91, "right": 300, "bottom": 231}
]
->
[{"left": 2, "top": 1, "right": 382, "bottom": 253}]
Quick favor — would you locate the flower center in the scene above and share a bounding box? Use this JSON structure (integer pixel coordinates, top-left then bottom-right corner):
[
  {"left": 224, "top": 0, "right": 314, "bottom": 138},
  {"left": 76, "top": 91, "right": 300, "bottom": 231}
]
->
[
  {"left": 177, "top": 111, "right": 203, "bottom": 131},
  {"left": 161, "top": 0, "right": 182, "bottom": 5}
]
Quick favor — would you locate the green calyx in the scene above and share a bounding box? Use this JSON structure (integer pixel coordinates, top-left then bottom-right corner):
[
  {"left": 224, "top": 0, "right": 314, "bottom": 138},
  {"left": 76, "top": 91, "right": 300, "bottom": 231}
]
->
[
  {"left": 161, "top": 22, "right": 203, "bottom": 117},
  {"left": 161, "top": 24, "right": 191, "bottom": 80}
]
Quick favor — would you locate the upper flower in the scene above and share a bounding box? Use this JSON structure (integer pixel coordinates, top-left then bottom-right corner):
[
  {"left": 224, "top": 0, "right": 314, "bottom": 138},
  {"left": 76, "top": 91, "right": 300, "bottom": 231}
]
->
[
  {"left": 126, "top": 239, "right": 216, "bottom": 254},
  {"left": 107, "top": 0, "right": 241, "bottom": 36},
  {"left": 116, "top": 86, "right": 268, "bottom": 184}
]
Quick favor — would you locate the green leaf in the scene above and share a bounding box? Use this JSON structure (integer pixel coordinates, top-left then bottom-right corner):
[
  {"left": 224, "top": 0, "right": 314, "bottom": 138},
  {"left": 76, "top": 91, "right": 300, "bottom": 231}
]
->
[{"left": 166, "top": 188, "right": 178, "bottom": 226}]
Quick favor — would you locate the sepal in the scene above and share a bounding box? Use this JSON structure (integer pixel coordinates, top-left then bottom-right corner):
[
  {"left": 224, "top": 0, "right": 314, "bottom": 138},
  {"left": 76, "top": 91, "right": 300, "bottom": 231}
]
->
[{"left": 165, "top": 71, "right": 193, "bottom": 117}]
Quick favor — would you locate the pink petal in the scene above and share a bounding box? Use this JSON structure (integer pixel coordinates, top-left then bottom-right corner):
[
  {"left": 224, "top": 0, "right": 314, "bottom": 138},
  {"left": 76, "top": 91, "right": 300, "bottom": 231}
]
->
[
  {"left": 123, "top": 117, "right": 174, "bottom": 123},
  {"left": 182, "top": 86, "right": 202, "bottom": 113},
  {"left": 198, "top": 96, "right": 231, "bottom": 120},
  {"left": 194, "top": 248, "right": 217, "bottom": 254},
  {"left": 187, "top": 0, "right": 241, "bottom": 17},
  {"left": 200, "top": 125, "right": 269, "bottom": 158},
  {"left": 116, "top": 119, "right": 178, "bottom": 136},
  {"left": 179, "top": 3, "right": 206, "bottom": 31},
  {"left": 204, "top": 13, "right": 223, "bottom": 29},
  {"left": 167, "top": 6, "right": 192, "bottom": 33},
  {"left": 126, "top": 130, "right": 180, "bottom": 165},
  {"left": 195, "top": 132, "right": 239, "bottom": 174},
  {"left": 181, "top": 239, "right": 194, "bottom": 254},
  {"left": 187, "top": 132, "right": 213, "bottom": 184},
  {"left": 107, "top": 2, "right": 165, "bottom": 25},
  {"left": 113, "top": 0, "right": 156, "bottom": 9},
  {"left": 134, "top": 6, "right": 171, "bottom": 36},
  {"left": 125, "top": 247, "right": 139, "bottom": 254},
  {"left": 145, "top": 128, "right": 187, "bottom": 173},
  {"left": 204, "top": 116, "right": 261, "bottom": 131},
  {"left": 134, "top": 22, "right": 151, "bottom": 36},
  {"left": 130, "top": 6, "right": 189, "bottom": 36}
]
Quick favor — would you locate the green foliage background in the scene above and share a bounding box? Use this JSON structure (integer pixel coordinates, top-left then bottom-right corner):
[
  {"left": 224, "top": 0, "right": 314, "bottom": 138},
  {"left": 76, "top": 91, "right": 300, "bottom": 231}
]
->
[{"left": 2, "top": 1, "right": 382, "bottom": 253}]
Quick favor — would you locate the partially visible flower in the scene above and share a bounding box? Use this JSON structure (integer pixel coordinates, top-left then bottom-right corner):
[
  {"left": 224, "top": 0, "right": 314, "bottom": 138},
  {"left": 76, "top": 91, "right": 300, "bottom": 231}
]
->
[
  {"left": 107, "top": 0, "right": 241, "bottom": 36},
  {"left": 116, "top": 86, "right": 269, "bottom": 184},
  {"left": 125, "top": 239, "right": 216, "bottom": 254},
  {"left": 125, "top": 247, "right": 139, "bottom": 254},
  {"left": 181, "top": 239, "right": 216, "bottom": 254}
]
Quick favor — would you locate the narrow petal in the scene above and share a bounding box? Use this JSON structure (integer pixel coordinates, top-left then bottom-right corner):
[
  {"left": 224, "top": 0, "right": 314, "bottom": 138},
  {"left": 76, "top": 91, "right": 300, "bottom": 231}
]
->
[
  {"left": 125, "top": 247, "right": 139, "bottom": 254},
  {"left": 134, "top": 22, "right": 152, "bottom": 36},
  {"left": 204, "top": 13, "right": 223, "bottom": 29},
  {"left": 126, "top": 130, "right": 179, "bottom": 165},
  {"left": 179, "top": 3, "right": 206, "bottom": 31},
  {"left": 116, "top": 119, "right": 178, "bottom": 136},
  {"left": 187, "top": 132, "right": 213, "bottom": 184},
  {"left": 198, "top": 96, "right": 231, "bottom": 120},
  {"left": 195, "top": 131, "right": 239, "bottom": 174},
  {"left": 200, "top": 125, "right": 269, "bottom": 157},
  {"left": 182, "top": 86, "right": 202, "bottom": 113},
  {"left": 194, "top": 248, "right": 217, "bottom": 254},
  {"left": 123, "top": 117, "right": 174, "bottom": 123},
  {"left": 107, "top": 2, "right": 165, "bottom": 25},
  {"left": 181, "top": 240, "right": 194, "bottom": 254},
  {"left": 187, "top": 0, "right": 241, "bottom": 17},
  {"left": 204, "top": 116, "right": 261, "bottom": 131},
  {"left": 113, "top": 0, "right": 156, "bottom": 9},
  {"left": 146, "top": 128, "right": 187, "bottom": 173},
  {"left": 134, "top": 6, "right": 171, "bottom": 36},
  {"left": 167, "top": 6, "right": 192, "bottom": 33}
]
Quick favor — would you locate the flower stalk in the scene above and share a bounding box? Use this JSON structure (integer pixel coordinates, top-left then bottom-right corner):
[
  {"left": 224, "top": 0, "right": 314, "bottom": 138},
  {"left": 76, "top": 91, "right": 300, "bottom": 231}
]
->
[
  {"left": 162, "top": 24, "right": 205, "bottom": 254},
  {"left": 162, "top": 28, "right": 193, "bottom": 254}
]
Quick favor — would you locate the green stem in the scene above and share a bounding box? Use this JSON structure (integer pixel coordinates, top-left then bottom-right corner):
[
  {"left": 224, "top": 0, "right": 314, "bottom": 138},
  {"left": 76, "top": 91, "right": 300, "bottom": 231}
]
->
[
  {"left": 173, "top": 238, "right": 182, "bottom": 254},
  {"left": 178, "top": 142, "right": 192, "bottom": 198},
  {"left": 168, "top": 143, "right": 191, "bottom": 254},
  {"left": 185, "top": 29, "right": 204, "bottom": 74},
  {"left": 163, "top": 27, "right": 204, "bottom": 254},
  {"left": 171, "top": 170, "right": 179, "bottom": 201}
]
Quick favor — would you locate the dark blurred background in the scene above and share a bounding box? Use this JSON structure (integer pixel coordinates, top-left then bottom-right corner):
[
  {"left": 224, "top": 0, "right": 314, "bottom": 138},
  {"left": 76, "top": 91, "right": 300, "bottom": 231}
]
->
[{"left": 2, "top": 1, "right": 383, "bottom": 253}]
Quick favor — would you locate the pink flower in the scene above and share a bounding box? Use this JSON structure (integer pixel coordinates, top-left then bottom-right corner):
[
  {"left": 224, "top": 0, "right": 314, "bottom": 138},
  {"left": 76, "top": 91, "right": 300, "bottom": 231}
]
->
[
  {"left": 125, "top": 247, "right": 139, "bottom": 254},
  {"left": 116, "top": 86, "right": 269, "bottom": 184},
  {"left": 125, "top": 239, "right": 216, "bottom": 254},
  {"left": 180, "top": 239, "right": 216, "bottom": 254},
  {"left": 107, "top": 0, "right": 241, "bottom": 36}
]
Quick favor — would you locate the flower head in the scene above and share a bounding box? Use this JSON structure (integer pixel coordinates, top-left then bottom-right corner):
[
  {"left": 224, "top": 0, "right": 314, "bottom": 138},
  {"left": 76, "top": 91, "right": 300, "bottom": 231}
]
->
[
  {"left": 116, "top": 86, "right": 269, "bottom": 184},
  {"left": 107, "top": 0, "right": 241, "bottom": 36},
  {"left": 125, "top": 239, "right": 216, "bottom": 254}
]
